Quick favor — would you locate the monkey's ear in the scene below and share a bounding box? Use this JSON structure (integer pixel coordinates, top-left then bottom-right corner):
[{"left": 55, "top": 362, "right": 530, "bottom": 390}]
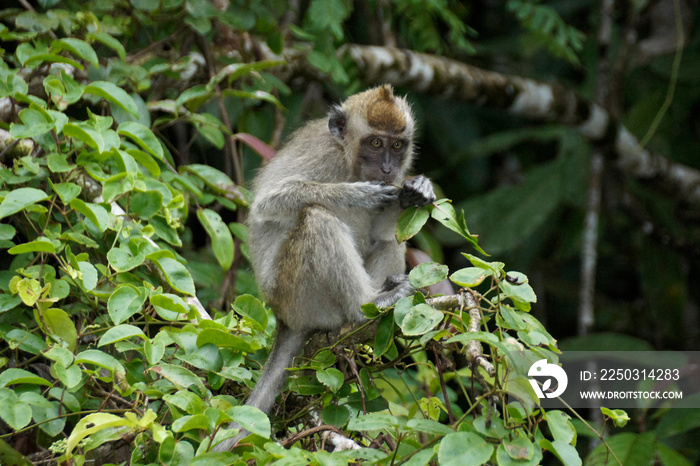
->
[{"left": 328, "top": 106, "right": 347, "bottom": 138}]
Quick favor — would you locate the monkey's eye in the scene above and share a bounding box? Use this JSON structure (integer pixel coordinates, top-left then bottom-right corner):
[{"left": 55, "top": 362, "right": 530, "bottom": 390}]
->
[
  {"left": 392, "top": 141, "right": 404, "bottom": 150},
  {"left": 370, "top": 138, "right": 382, "bottom": 148}
]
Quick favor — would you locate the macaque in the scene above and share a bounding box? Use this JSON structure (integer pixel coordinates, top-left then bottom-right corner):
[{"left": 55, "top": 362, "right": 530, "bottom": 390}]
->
[{"left": 214, "top": 85, "right": 435, "bottom": 451}]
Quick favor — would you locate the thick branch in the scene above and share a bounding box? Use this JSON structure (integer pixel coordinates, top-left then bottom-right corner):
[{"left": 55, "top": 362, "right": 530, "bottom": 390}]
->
[{"left": 333, "top": 45, "right": 700, "bottom": 207}]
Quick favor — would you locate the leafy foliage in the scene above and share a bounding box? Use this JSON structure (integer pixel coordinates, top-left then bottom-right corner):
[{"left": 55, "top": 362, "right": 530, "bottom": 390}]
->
[{"left": 506, "top": 0, "right": 586, "bottom": 65}]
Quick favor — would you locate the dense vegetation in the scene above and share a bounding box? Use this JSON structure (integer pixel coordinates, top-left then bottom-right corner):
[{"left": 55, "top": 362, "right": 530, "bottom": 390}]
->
[{"left": 0, "top": 0, "right": 698, "bottom": 465}]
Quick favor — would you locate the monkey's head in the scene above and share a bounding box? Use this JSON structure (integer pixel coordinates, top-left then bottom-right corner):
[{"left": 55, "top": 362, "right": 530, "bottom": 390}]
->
[{"left": 328, "top": 85, "right": 416, "bottom": 183}]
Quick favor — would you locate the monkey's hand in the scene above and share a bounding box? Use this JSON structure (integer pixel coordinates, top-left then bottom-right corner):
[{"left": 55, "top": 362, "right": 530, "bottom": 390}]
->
[
  {"left": 355, "top": 181, "right": 399, "bottom": 210},
  {"left": 399, "top": 175, "right": 436, "bottom": 209}
]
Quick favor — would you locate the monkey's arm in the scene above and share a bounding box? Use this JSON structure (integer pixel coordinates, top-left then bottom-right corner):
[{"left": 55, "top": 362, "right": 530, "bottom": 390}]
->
[
  {"left": 253, "top": 180, "right": 398, "bottom": 219},
  {"left": 366, "top": 175, "right": 436, "bottom": 292}
]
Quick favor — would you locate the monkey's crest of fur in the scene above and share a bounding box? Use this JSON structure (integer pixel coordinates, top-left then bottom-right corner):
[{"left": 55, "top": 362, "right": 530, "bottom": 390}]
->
[{"left": 337, "top": 84, "right": 415, "bottom": 136}]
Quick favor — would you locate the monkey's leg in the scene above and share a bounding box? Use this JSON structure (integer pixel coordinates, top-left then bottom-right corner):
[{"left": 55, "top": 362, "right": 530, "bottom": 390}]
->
[
  {"left": 275, "top": 205, "right": 377, "bottom": 328},
  {"left": 374, "top": 274, "right": 414, "bottom": 307},
  {"left": 365, "top": 236, "right": 415, "bottom": 308}
]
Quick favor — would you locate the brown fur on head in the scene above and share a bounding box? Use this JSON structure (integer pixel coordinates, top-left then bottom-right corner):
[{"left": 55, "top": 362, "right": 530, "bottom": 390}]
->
[
  {"left": 329, "top": 85, "right": 415, "bottom": 137},
  {"left": 366, "top": 85, "right": 407, "bottom": 133}
]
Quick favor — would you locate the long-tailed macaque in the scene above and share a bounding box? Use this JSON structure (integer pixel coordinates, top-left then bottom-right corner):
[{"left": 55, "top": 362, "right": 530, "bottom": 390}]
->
[{"left": 213, "top": 85, "right": 435, "bottom": 451}]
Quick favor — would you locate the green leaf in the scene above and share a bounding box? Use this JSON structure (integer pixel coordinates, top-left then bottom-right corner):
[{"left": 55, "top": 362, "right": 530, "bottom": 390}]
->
[
  {"left": 222, "top": 89, "right": 283, "bottom": 108},
  {"left": 152, "top": 364, "right": 207, "bottom": 395},
  {"left": 306, "top": 0, "right": 350, "bottom": 38},
  {"left": 496, "top": 436, "right": 542, "bottom": 465},
  {"left": 393, "top": 296, "right": 413, "bottom": 326},
  {"left": 215, "top": 60, "right": 285, "bottom": 85},
  {"left": 316, "top": 367, "right": 345, "bottom": 392},
  {"left": 0, "top": 368, "right": 53, "bottom": 388},
  {"left": 406, "top": 419, "right": 454, "bottom": 436},
  {"left": 450, "top": 267, "right": 489, "bottom": 287},
  {"left": 144, "top": 338, "right": 165, "bottom": 365},
  {"left": 408, "top": 262, "right": 449, "bottom": 288},
  {"left": 10, "top": 108, "right": 55, "bottom": 138},
  {"left": 172, "top": 414, "right": 211, "bottom": 433},
  {"left": 130, "top": 190, "right": 163, "bottom": 219},
  {"left": 78, "top": 261, "right": 98, "bottom": 292},
  {"left": 65, "top": 413, "right": 133, "bottom": 460},
  {"left": 22, "top": 392, "right": 65, "bottom": 437},
  {"left": 150, "top": 293, "right": 190, "bottom": 321},
  {"left": 373, "top": 313, "right": 395, "bottom": 358},
  {"left": 600, "top": 407, "right": 630, "bottom": 428},
  {"left": 500, "top": 271, "right": 537, "bottom": 304},
  {"left": 348, "top": 412, "right": 399, "bottom": 431},
  {"left": 51, "top": 181, "right": 82, "bottom": 204},
  {"left": 196, "top": 328, "right": 255, "bottom": 353},
  {"left": 75, "top": 349, "right": 126, "bottom": 376},
  {"left": 438, "top": 432, "right": 493, "bottom": 466},
  {"left": 107, "top": 246, "right": 146, "bottom": 273},
  {"left": 151, "top": 257, "right": 196, "bottom": 296},
  {"left": 118, "top": 121, "right": 165, "bottom": 160},
  {"left": 540, "top": 439, "right": 582, "bottom": 466},
  {"left": 586, "top": 433, "right": 656, "bottom": 466},
  {"left": 126, "top": 148, "right": 161, "bottom": 177},
  {"left": 178, "top": 343, "right": 223, "bottom": 372},
  {"left": 230, "top": 405, "right": 271, "bottom": 438},
  {"left": 8, "top": 237, "right": 56, "bottom": 255},
  {"left": 431, "top": 200, "right": 486, "bottom": 255},
  {"left": 54, "top": 363, "right": 83, "bottom": 390},
  {"left": 84, "top": 81, "right": 138, "bottom": 117},
  {"left": 108, "top": 285, "right": 148, "bottom": 324},
  {"left": 656, "top": 398, "right": 700, "bottom": 438},
  {"left": 396, "top": 206, "right": 430, "bottom": 242},
  {"left": 197, "top": 209, "right": 234, "bottom": 271},
  {"left": 38, "top": 308, "right": 78, "bottom": 351},
  {"left": 0, "top": 389, "right": 32, "bottom": 431},
  {"left": 70, "top": 198, "right": 110, "bottom": 232},
  {"left": 53, "top": 38, "right": 99, "bottom": 67},
  {"left": 63, "top": 121, "right": 103, "bottom": 151},
  {"left": 132, "top": 0, "right": 160, "bottom": 11},
  {"left": 163, "top": 390, "right": 204, "bottom": 415},
  {"left": 0, "top": 294, "right": 22, "bottom": 315},
  {"left": 0, "top": 223, "right": 16, "bottom": 240},
  {"left": 321, "top": 404, "right": 350, "bottom": 428},
  {"left": 99, "top": 324, "right": 147, "bottom": 346},
  {"left": 182, "top": 164, "right": 236, "bottom": 193},
  {"left": 24, "top": 53, "right": 84, "bottom": 70},
  {"left": 16, "top": 278, "right": 42, "bottom": 306},
  {"left": 47, "top": 153, "right": 75, "bottom": 173},
  {"left": 88, "top": 32, "right": 126, "bottom": 59},
  {"left": 400, "top": 303, "right": 443, "bottom": 336},
  {"left": 0, "top": 188, "right": 49, "bottom": 219},
  {"left": 176, "top": 85, "right": 211, "bottom": 108},
  {"left": 655, "top": 443, "right": 694, "bottom": 466},
  {"left": 546, "top": 410, "right": 575, "bottom": 443},
  {"left": 102, "top": 172, "right": 135, "bottom": 203},
  {"left": 4, "top": 329, "right": 46, "bottom": 353},
  {"left": 232, "top": 294, "right": 268, "bottom": 330}
]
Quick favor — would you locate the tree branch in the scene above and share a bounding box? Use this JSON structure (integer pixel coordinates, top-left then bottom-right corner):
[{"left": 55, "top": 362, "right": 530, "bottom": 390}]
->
[{"left": 300, "top": 44, "right": 700, "bottom": 208}]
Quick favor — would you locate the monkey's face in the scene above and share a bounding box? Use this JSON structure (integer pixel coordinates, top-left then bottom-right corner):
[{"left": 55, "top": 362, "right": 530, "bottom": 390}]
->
[{"left": 357, "top": 134, "right": 410, "bottom": 183}]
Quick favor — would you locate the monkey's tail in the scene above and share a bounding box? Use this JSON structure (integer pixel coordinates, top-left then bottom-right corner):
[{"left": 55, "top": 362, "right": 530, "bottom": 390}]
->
[{"left": 212, "top": 323, "right": 307, "bottom": 452}]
